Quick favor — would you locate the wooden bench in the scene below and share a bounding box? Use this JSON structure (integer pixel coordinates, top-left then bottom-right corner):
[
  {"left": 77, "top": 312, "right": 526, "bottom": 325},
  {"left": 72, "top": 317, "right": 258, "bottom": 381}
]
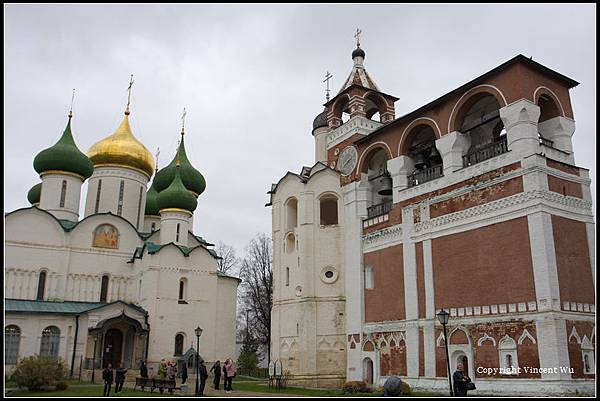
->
[{"left": 134, "top": 377, "right": 180, "bottom": 394}]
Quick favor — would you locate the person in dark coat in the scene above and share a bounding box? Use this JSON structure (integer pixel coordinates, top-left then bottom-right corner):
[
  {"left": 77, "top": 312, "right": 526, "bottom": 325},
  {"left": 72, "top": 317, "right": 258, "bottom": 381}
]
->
[
  {"left": 210, "top": 360, "right": 221, "bottom": 390},
  {"left": 114, "top": 362, "right": 127, "bottom": 394},
  {"left": 198, "top": 359, "right": 209, "bottom": 396},
  {"left": 180, "top": 362, "right": 188, "bottom": 384},
  {"left": 453, "top": 363, "right": 472, "bottom": 397},
  {"left": 140, "top": 360, "right": 148, "bottom": 378},
  {"left": 102, "top": 363, "right": 114, "bottom": 397}
]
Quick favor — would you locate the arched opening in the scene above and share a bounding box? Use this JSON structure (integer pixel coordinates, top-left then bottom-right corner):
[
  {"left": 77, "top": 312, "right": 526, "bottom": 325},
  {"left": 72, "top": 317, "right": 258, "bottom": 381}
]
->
[
  {"left": 362, "top": 148, "right": 392, "bottom": 220},
  {"left": 363, "top": 357, "right": 374, "bottom": 384},
  {"left": 319, "top": 195, "right": 338, "bottom": 226},
  {"left": 285, "top": 198, "right": 298, "bottom": 231},
  {"left": 457, "top": 93, "right": 508, "bottom": 167},
  {"left": 401, "top": 124, "right": 443, "bottom": 187},
  {"left": 332, "top": 95, "right": 351, "bottom": 125},
  {"left": 365, "top": 93, "right": 386, "bottom": 122},
  {"left": 36, "top": 271, "right": 47, "bottom": 300},
  {"left": 40, "top": 326, "right": 60, "bottom": 358},
  {"left": 285, "top": 233, "right": 296, "bottom": 253},
  {"left": 174, "top": 333, "right": 185, "bottom": 356},
  {"left": 178, "top": 278, "right": 188, "bottom": 304},
  {"left": 458, "top": 354, "right": 469, "bottom": 377},
  {"left": 537, "top": 94, "right": 561, "bottom": 123},
  {"left": 5, "top": 325, "right": 21, "bottom": 364},
  {"left": 102, "top": 328, "right": 122, "bottom": 368},
  {"left": 100, "top": 275, "right": 109, "bottom": 302}
]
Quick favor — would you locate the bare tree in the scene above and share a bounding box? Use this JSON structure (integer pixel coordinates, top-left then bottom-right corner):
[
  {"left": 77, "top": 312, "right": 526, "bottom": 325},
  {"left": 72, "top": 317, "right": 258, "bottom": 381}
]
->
[
  {"left": 215, "top": 241, "right": 239, "bottom": 276},
  {"left": 238, "top": 233, "right": 273, "bottom": 363}
]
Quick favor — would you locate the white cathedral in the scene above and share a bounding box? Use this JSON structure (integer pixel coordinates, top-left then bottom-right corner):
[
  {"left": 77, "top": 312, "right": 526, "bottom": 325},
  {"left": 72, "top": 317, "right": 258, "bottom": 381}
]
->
[{"left": 4, "top": 94, "right": 239, "bottom": 378}]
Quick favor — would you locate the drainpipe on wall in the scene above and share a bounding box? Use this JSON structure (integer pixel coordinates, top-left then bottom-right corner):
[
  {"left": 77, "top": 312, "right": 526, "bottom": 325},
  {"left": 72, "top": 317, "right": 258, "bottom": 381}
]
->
[
  {"left": 70, "top": 314, "right": 80, "bottom": 378},
  {"left": 144, "top": 313, "right": 150, "bottom": 362}
]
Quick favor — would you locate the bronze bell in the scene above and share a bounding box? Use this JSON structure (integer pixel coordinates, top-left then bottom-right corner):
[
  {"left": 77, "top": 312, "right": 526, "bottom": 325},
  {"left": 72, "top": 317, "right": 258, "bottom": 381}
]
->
[
  {"left": 429, "top": 146, "right": 442, "bottom": 165},
  {"left": 414, "top": 153, "right": 427, "bottom": 170},
  {"left": 377, "top": 172, "right": 393, "bottom": 196}
]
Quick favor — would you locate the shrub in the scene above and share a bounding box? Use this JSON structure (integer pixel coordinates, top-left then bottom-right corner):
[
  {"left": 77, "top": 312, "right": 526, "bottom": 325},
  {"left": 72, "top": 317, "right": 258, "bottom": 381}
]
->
[
  {"left": 55, "top": 381, "right": 69, "bottom": 391},
  {"left": 402, "top": 381, "right": 412, "bottom": 395},
  {"left": 11, "top": 356, "right": 67, "bottom": 391},
  {"left": 342, "top": 380, "right": 371, "bottom": 393}
]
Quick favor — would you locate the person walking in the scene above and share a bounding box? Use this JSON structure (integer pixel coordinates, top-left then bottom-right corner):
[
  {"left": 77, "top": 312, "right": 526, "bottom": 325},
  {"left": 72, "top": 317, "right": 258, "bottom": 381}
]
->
[
  {"left": 102, "top": 363, "right": 114, "bottom": 397},
  {"left": 167, "top": 361, "right": 177, "bottom": 382},
  {"left": 114, "top": 362, "right": 128, "bottom": 394},
  {"left": 181, "top": 361, "right": 188, "bottom": 384},
  {"left": 139, "top": 360, "right": 148, "bottom": 379},
  {"left": 453, "top": 363, "right": 472, "bottom": 397},
  {"left": 223, "top": 358, "right": 236, "bottom": 393},
  {"left": 198, "top": 359, "right": 208, "bottom": 396},
  {"left": 210, "top": 360, "right": 221, "bottom": 390}
]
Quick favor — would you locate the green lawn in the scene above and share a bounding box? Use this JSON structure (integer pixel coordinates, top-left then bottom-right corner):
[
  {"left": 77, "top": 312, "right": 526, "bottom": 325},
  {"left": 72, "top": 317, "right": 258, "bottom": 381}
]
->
[
  {"left": 6, "top": 385, "right": 169, "bottom": 397},
  {"left": 233, "top": 381, "right": 442, "bottom": 397}
]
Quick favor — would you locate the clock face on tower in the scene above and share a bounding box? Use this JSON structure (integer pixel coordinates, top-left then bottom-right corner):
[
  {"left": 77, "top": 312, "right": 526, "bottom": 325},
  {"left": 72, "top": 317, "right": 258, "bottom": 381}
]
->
[{"left": 338, "top": 146, "right": 358, "bottom": 176}]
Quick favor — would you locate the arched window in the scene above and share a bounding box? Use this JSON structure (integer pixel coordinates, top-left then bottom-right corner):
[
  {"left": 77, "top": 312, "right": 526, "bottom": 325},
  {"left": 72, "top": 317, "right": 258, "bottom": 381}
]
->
[
  {"left": 5, "top": 325, "right": 21, "bottom": 364},
  {"left": 151, "top": 222, "right": 156, "bottom": 232},
  {"left": 498, "top": 335, "right": 518, "bottom": 374},
  {"left": 361, "top": 148, "right": 392, "bottom": 218},
  {"left": 401, "top": 125, "right": 443, "bottom": 187},
  {"left": 40, "top": 326, "right": 60, "bottom": 358},
  {"left": 60, "top": 180, "right": 67, "bottom": 208},
  {"left": 94, "top": 179, "right": 102, "bottom": 213},
  {"left": 581, "top": 337, "right": 595, "bottom": 374},
  {"left": 285, "top": 198, "right": 298, "bottom": 231},
  {"left": 37, "top": 271, "right": 47, "bottom": 300},
  {"left": 319, "top": 196, "right": 338, "bottom": 226},
  {"left": 537, "top": 94, "right": 561, "bottom": 123},
  {"left": 117, "top": 180, "right": 125, "bottom": 216},
  {"left": 174, "top": 333, "right": 184, "bottom": 356},
  {"left": 285, "top": 233, "right": 296, "bottom": 254},
  {"left": 178, "top": 278, "right": 187, "bottom": 304},
  {"left": 364, "top": 265, "right": 374, "bottom": 290},
  {"left": 100, "top": 275, "right": 109, "bottom": 302}
]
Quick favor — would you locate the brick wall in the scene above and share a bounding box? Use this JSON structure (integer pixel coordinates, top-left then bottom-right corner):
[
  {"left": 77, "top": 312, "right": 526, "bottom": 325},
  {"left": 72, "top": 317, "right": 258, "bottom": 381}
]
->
[
  {"left": 432, "top": 217, "right": 536, "bottom": 309},
  {"left": 551, "top": 215, "right": 595, "bottom": 304},
  {"left": 547, "top": 175, "right": 583, "bottom": 198},
  {"left": 364, "top": 244, "right": 405, "bottom": 322}
]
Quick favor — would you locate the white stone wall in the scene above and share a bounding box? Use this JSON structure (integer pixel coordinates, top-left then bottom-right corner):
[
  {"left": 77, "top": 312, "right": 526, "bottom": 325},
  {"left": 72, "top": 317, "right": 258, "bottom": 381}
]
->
[{"left": 39, "top": 173, "right": 84, "bottom": 221}]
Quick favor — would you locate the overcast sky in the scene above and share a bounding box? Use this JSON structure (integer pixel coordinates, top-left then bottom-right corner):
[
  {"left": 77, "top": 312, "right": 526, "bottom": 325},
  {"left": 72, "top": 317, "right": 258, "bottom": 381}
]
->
[{"left": 4, "top": 4, "right": 596, "bottom": 255}]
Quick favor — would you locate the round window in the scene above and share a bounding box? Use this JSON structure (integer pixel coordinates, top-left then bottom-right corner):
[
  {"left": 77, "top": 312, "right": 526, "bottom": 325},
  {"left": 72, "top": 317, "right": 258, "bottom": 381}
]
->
[{"left": 320, "top": 266, "right": 338, "bottom": 284}]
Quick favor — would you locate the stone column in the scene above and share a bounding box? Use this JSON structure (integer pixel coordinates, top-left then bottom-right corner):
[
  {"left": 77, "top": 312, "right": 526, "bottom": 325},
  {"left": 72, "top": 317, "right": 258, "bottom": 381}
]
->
[
  {"left": 537, "top": 116, "right": 576, "bottom": 164},
  {"left": 535, "top": 315, "right": 572, "bottom": 380},
  {"left": 435, "top": 131, "right": 471, "bottom": 175},
  {"left": 527, "top": 212, "right": 561, "bottom": 312},
  {"left": 343, "top": 179, "right": 370, "bottom": 381},
  {"left": 387, "top": 156, "right": 414, "bottom": 202},
  {"left": 500, "top": 99, "right": 541, "bottom": 159}
]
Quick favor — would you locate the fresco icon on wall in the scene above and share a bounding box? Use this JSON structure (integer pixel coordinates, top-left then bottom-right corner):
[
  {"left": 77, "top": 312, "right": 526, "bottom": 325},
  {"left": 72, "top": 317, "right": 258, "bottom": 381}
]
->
[{"left": 93, "top": 224, "right": 119, "bottom": 249}]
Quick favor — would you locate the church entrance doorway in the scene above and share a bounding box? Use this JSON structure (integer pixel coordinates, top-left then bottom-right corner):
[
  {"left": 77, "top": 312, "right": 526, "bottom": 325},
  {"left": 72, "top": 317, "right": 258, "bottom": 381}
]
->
[
  {"left": 459, "top": 355, "right": 469, "bottom": 377},
  {"left": 363, "top": 357, "right": 373, "bottom": 384},
  {"left": 103, "top": 328, "right": 123, "bottom": 368}
]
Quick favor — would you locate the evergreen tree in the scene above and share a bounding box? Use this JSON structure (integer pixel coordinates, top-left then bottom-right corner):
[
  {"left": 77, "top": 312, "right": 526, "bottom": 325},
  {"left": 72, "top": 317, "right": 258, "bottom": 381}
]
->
[{"left": 237, "top": 332, "right": 260, "bottom": 370}]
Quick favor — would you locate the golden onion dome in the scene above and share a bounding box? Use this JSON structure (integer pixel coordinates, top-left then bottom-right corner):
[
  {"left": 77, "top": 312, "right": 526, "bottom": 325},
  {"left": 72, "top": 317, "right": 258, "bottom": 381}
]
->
[{"left": 88, "top": 112, "right": 155, "bottom": 178}]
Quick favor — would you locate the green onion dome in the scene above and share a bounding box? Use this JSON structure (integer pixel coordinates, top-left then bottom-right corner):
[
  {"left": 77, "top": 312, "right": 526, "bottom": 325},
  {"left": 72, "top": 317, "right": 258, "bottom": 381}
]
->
[
  {"left": 153, "top": 134, "right": 206, "bottom": 196},
  {"left": 33, "top": 114, "right": 94, "bottom": 179},
  {"left": 156, "top": 164, "right": 197, "bottom": 213},
  {"left": 144, "top": 182, "right": 160, "bottom": 216},
  {"left": 27, "top": 182, "right": 42, "bottom": 205}
]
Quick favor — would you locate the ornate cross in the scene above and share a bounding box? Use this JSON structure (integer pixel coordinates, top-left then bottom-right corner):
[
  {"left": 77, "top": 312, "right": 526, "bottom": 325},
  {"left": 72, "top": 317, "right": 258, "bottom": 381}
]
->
[
  {"left": 126, "top": 74, "right": 134, "bottom": 113},
  {"left": 155, "top": 147, "right": 160, "bottom": 171},
  {"left": 181, "top": 107, "right": 187, "bottom": 134},
  {"left": 69, "top": 88, "right": 75, "bottom": 117},
  {"left": 323, "top": 71, "right": 333, "bottom": 101},
  {"left": 354, "top": 28, "right": 362, "bottom": 47}
]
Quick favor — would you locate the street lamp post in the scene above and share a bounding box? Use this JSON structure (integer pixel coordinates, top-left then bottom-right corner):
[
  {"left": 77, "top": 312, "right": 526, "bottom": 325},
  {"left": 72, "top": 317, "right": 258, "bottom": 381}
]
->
[
  {"left": 437, "top": 309, "right": 453, "bottom": 397},
  {"left": 194, "top": 326, "right": 203, "bottom": 396},
  {"left": 91, "top": 337, "right": 98, "bottom": 384}
]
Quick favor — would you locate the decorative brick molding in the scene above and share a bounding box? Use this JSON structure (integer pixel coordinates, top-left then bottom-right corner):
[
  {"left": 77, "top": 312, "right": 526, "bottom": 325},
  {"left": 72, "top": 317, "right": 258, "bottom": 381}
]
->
[
  {"left": 326, "top": 116, "right": 382, "bottom": 148},
  {"left": 562, "top": 301, "right": 595, "bottom": 313},
  {"left": 362, "top": 224, "right": 402, "bottom": 251},
  {"left": 436, "top": 301, "right": 538, "bottom": 317}
]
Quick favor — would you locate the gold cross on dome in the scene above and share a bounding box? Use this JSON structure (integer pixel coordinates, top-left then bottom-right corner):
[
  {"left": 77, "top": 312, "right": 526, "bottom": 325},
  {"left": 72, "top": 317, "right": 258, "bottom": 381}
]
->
[
  {"left": 69, "top": 88, "right": 75, "bottom": 117},
  {"left": 125, "top": 74, "right": 134, "bottom": 113},
  {"left": 155, "top": 147, "right": 160, "bottom": 171},
  {"left": 354, "top": 28, "right": 362, "bottom": 47}
]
